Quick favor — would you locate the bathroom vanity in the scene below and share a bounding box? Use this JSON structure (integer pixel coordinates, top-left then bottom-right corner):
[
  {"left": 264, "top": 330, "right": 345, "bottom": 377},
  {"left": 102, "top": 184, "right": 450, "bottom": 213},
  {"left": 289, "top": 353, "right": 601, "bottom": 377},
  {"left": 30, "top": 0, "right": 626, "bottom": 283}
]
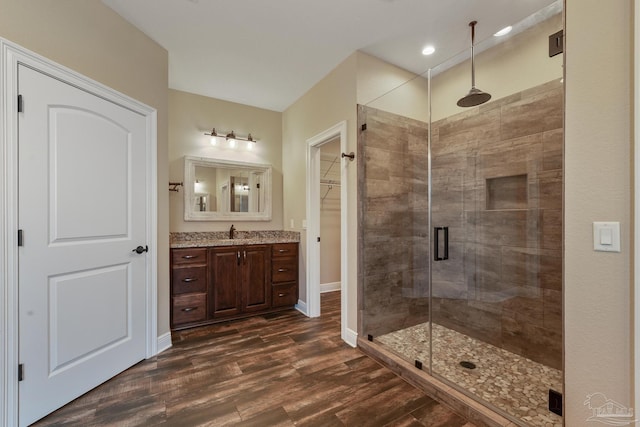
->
[{"left": 170, "top": 232, "right": 299, "bottom": 330}]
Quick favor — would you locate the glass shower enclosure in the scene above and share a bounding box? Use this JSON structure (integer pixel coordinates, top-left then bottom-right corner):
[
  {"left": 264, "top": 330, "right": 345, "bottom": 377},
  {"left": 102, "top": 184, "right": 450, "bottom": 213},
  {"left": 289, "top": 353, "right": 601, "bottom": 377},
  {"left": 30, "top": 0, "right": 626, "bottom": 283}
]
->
[{"left": 358, "top": 3, "right": 563, "bottom": 426}]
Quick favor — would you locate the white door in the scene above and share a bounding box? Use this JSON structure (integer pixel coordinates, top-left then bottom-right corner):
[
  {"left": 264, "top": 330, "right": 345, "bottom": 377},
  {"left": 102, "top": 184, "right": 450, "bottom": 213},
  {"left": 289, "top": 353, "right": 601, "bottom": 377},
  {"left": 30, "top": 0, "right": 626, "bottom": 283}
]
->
[{"left": 18, "top": 64, "right": 148, "bottom": 426}]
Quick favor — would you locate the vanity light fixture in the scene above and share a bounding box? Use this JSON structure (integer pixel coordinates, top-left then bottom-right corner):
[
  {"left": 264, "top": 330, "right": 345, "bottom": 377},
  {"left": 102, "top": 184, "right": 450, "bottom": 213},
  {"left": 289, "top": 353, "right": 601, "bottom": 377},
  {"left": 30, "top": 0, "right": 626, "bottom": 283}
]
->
[{"left": 204, "top": 128, "right": 258, "bottom": 149}]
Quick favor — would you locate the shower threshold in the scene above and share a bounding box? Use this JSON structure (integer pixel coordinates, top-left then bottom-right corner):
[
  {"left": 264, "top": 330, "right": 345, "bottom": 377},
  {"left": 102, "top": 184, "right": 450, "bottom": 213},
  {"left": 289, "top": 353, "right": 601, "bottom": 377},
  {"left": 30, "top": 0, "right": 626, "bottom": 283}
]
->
[{"left": 364, "top": 322, "right": 562, "bottom": 427}]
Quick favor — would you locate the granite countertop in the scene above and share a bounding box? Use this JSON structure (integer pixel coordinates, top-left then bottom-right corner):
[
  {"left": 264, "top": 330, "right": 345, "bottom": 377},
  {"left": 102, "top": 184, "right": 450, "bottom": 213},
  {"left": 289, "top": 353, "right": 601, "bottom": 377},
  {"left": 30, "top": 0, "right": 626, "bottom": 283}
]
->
[{"left": 170, "top": 230, "right": 300, "bottom": 248}]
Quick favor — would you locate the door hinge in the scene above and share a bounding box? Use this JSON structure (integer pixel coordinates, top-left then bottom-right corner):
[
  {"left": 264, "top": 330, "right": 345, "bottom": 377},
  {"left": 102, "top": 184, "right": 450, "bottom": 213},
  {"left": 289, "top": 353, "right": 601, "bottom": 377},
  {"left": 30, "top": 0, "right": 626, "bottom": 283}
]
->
[
  {"left": 317, "top": 237, "right": 321, "bottom": 242},
  {"left": 18, "top": 364, "right": 24, "bottom": 381},
  {"left": 361, "top": 123, "right": 367, "bottom": 131},
  {"left": 549, "top": 30, "right": 563, "bottom": 57},
  {"left": 18, "top": 95, "right": 23, "bottom": 113},
  {"left": 18, "top": 229, "right": 23, "bottom": 246}
]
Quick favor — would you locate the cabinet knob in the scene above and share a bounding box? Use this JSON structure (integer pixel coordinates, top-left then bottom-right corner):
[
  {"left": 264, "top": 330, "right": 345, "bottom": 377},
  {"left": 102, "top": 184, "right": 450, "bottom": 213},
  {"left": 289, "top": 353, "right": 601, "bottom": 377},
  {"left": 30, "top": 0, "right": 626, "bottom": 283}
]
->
[
  {"left": 278, "top": 249, "right": 288, "bottom": 253},
  {"left": 183, "top": 255, "right": 197, "bottom": 259},
  {"left": 278, "top": 293, "right": 286, "bottom": 297},
  {"left": 182, "top": 307, "right": 197, "bottom": 312},
  {"left": 182, "top": 278, "right": 197, "bottom": 283}
]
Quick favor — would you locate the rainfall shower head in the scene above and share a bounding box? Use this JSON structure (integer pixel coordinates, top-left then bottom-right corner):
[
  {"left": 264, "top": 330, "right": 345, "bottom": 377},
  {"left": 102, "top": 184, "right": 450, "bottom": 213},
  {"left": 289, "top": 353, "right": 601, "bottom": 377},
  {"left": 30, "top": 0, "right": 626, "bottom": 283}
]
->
[
  {"left": 457, "top": 21, "right": 491, "bottom": 108},
  {"left": 457, "top": 87, "right": 492, "bottom": 108}
]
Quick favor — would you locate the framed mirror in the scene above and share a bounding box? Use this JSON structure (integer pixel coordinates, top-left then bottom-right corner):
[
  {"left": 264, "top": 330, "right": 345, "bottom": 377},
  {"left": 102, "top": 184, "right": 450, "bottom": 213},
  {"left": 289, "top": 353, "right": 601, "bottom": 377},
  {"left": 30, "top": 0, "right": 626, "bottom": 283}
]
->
[{"left": 184, "top": 156, "right": 272, "bottom": 221}]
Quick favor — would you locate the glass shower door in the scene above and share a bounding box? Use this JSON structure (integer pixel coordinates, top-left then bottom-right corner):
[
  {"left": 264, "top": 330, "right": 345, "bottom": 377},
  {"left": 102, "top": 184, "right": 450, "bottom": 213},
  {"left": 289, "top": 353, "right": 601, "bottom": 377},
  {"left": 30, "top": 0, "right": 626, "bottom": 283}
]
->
[
  {"left": 358, "top": 103, "right": 432, "bottom": 369},
  {"left": 428, "top": 19, "right": 564, "bottom": 424}
]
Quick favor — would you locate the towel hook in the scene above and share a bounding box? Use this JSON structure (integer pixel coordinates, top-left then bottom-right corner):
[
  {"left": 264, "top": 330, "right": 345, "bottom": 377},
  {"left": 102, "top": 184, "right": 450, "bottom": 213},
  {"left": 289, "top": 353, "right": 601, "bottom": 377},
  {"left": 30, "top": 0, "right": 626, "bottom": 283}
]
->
[
  {"left": 169, "top": 182, "right": 183, "bottom": 192},
  {"left": 341, "top": 152, "right": 355, "bottom": 161}
]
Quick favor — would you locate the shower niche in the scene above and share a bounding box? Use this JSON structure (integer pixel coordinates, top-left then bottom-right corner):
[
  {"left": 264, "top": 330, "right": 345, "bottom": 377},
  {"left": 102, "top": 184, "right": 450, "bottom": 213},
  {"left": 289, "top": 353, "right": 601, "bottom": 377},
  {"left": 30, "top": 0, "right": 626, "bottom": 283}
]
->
[
  {"left": 358, "top": 4, "right": 563, "bottom": 427},
  {"left": 486, "top": 175, "right": 528, "bottom": 211}
]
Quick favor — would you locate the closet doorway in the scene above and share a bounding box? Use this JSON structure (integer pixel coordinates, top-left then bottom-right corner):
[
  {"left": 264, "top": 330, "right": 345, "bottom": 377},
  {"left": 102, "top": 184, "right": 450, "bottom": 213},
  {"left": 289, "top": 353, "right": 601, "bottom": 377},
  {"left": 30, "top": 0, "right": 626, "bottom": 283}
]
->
[
  {"left": 305, "top": 121, "right": 350, "bottom": 345},
  {"left": 319, "top": 139, "right": 342, "bottom": 295}
]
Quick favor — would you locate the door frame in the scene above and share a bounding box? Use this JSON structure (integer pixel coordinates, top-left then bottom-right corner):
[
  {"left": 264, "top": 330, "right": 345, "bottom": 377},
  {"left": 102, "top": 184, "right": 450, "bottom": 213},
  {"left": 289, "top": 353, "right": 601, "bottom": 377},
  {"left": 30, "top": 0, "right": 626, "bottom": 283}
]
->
[
  {"left": 305, "top": 121, "right": 353, "bottom": 345},
  {"left": 635, "top": 0, "right": 640, "bottom": 417},
  {"left": 0, "top": 39, "right": 158, "bottom": 426}
]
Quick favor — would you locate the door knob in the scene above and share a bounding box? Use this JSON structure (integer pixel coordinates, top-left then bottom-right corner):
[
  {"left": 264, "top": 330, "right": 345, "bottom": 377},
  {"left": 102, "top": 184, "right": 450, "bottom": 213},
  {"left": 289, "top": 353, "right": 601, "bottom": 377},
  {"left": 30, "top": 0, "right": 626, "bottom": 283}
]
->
[{"left": 132, "top": 245, "right": 148, "bottom": 254}]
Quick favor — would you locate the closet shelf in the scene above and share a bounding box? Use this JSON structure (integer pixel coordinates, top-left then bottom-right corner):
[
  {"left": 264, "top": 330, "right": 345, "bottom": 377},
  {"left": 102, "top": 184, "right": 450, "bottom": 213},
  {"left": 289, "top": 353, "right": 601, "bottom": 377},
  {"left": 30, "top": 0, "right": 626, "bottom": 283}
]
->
[{"left": 320, "top": 179, "right": 340, "bottom": 187}]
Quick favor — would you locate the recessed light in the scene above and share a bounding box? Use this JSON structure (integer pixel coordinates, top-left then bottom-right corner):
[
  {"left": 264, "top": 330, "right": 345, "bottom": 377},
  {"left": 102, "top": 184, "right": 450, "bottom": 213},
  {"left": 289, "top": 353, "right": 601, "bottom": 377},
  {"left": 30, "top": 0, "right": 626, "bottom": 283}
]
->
[
  {"left": 494, "top": 26, "right": 512, "bottom": 37},
  {"left": 422, "top": 45, "right": 435, "bottom": 56}
]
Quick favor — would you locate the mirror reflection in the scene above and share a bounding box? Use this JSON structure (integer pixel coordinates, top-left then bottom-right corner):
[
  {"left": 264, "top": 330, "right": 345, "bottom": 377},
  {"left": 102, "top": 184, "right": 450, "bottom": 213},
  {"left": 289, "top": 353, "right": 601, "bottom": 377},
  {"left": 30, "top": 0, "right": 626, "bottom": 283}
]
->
[{"left": 184, "top": 156, "right": 272, "bottom": 221}]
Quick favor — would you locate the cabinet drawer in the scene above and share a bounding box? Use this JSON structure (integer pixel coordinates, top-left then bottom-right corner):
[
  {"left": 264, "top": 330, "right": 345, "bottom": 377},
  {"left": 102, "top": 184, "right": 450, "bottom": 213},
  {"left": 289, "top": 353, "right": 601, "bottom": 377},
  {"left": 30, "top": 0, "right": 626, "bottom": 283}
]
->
[
  {"left": 272, "top": 283, "right": 298, "bottom": 307},
  {"left": 272, "top": 258, "right": 297, "bottom": 283},
  {"left": 172, "top": 293, "right": 207, "bottom": 325},
  {"left": 171, "top": 248, "right": 207, "bottom": 266},
  {"left": 172, "top": 266, "right": 207, "bottom": 295},
  {"left": 271, "top": 243, "right": 297, "bottom": 258}
]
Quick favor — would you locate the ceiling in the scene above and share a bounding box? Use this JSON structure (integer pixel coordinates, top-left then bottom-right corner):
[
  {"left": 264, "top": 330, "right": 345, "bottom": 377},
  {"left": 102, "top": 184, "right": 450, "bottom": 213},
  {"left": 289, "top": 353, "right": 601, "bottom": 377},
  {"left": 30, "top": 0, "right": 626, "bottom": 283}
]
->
[{"left": 102, "top": 0, "right": 559, "bottom": 112}]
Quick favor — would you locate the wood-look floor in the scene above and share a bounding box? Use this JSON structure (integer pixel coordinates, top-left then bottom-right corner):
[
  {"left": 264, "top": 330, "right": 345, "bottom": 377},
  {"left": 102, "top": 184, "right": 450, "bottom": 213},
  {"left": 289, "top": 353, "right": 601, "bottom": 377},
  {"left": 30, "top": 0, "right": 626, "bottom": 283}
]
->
[{"left": 33, "top": 292, "right": 475, "bottom": 427}]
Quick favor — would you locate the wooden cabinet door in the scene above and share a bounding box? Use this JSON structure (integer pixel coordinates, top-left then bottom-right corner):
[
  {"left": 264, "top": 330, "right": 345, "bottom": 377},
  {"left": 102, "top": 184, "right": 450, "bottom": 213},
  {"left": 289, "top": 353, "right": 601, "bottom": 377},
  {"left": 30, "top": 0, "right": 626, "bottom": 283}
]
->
[
  {"left": 209, "top": 247, "right": 242, "bottom": 317},
  {"left": 241, "top": 245, "right": 271, "bottom": 312}
]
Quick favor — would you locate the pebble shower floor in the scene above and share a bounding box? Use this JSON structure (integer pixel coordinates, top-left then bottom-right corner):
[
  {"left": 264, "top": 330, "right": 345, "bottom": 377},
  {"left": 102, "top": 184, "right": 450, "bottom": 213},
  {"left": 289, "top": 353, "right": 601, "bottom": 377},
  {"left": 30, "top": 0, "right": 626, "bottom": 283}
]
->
[{"left": 376, "top": 322, "right": 562, "bottom": 427}]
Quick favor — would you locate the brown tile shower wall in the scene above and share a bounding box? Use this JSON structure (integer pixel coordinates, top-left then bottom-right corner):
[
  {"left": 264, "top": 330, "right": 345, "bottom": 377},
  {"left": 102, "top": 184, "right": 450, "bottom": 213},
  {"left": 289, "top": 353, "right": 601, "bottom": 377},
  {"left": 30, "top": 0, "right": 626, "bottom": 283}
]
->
[
  {"left": 431, "top": 79, "right": 563, "bottom": 369},
  {"left": 358, "top": 105, "right": 430, "bottom": 337},
  {"left": 358, "top": 78, "right": 563, "bottom": 370}
]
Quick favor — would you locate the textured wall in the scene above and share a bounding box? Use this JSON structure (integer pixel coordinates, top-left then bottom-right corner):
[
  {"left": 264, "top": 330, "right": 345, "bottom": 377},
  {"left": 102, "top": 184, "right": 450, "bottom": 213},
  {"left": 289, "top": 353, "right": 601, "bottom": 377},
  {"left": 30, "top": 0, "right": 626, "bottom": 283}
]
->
[
  {"left": 358, "top": 105, "right": 430, "bottom": 337},
  {"left": 359, "top": 78, "right": 563, "bottom": 370}
]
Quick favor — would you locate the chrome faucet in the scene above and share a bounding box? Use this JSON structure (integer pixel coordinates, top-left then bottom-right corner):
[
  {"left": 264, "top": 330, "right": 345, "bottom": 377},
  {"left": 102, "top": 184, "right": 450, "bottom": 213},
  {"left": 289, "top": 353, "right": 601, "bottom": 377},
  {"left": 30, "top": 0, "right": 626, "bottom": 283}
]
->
[{"left": 229, "top": 224, "right": 236, "bottom": 239}]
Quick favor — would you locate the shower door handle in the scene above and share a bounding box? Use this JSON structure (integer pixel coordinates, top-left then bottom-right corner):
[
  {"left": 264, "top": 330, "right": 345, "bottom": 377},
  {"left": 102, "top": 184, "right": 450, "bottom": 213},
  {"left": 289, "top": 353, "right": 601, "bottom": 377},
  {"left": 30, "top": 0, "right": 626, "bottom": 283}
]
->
[{"left": 434, "top": 227, "right": 449, "bottom": 261}]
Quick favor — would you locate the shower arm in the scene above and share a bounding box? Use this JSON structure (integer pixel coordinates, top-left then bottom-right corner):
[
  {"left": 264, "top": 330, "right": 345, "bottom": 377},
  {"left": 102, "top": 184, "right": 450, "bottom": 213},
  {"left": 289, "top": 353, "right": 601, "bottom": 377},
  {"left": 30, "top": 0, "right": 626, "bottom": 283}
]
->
[{"left": 470, "top": 21, "right": 477, "bottom": 89}]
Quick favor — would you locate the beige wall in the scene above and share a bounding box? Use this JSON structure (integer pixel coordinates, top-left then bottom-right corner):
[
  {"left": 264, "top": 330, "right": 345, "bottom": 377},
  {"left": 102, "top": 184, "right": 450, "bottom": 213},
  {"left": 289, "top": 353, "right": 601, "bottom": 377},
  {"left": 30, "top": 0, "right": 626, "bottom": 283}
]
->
[
  {"left": 564, "top": 0, "right": 634, "bottom": 423},
  {"left": 355, "top": 14, "right": 562, "bottom": 124},
  {"left": 168, "top": 89, "right": 283, "bottom": 232},
  {"left": 356, "top": 52, "right": 429, "bottom": 122},
  {"left": 431, "top": 14, "right": 563, "bottom": 121},
  {"left": 282, "top": 50, "right": 434, "bottom": 334},
  {"left": 0, "top": 1, "right": 171, "bottom": 336},
  {"left": 3, "top": 1, "right": 633, "bottom": 423},
  {"left": 282, "top": 53, "right": 358, "bottom": 328}
]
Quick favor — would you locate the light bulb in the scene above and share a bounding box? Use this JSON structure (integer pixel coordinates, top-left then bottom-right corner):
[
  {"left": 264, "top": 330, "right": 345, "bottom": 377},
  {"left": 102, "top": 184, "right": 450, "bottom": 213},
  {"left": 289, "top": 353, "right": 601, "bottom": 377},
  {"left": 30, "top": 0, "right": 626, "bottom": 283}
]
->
[
  {"left": 228, "top": 139, "right": 236, "bottom": 148},
  {"left": 210, "top": 136, "right": 217, "bottom": 146},
  {"left": 421, "top": 45, "right": 435, "bottom": 56},
  {"left": 247, "top": 141, "right": 253, "bottom": 150},
  {"left": 494, "top": 26, "right": 512, "bottom": 37}
]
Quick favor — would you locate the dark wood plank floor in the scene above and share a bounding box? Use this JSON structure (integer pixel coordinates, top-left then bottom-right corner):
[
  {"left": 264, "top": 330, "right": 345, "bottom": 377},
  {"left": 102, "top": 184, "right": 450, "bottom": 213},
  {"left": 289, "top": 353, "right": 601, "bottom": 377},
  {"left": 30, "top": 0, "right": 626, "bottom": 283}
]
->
[{"left": 33, "top": 292, "right": 474, "bottom": 426}]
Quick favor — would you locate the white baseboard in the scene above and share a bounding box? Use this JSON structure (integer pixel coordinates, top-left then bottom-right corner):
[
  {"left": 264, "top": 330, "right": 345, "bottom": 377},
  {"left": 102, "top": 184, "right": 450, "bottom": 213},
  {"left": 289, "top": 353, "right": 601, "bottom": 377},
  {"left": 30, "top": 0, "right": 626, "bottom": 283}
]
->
[
  {"left": 295, "top": 299, "right": 308, "bottom": 316},
  {"left": 320, "top": 281, "right": 341, "bottom": 293},
  {"left": 156, "top": 332, "right": 172, "bottom": 355},
  {"left": 342, "top": 327, "right": 358, "bottom": 348}
]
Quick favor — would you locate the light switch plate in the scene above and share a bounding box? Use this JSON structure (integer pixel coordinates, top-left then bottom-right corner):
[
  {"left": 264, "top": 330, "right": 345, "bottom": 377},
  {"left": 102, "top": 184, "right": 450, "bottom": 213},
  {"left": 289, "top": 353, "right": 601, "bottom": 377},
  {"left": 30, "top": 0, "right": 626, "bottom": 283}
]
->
[{"left": 593, "top": 221, "right": 620, "bottom": 252}]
